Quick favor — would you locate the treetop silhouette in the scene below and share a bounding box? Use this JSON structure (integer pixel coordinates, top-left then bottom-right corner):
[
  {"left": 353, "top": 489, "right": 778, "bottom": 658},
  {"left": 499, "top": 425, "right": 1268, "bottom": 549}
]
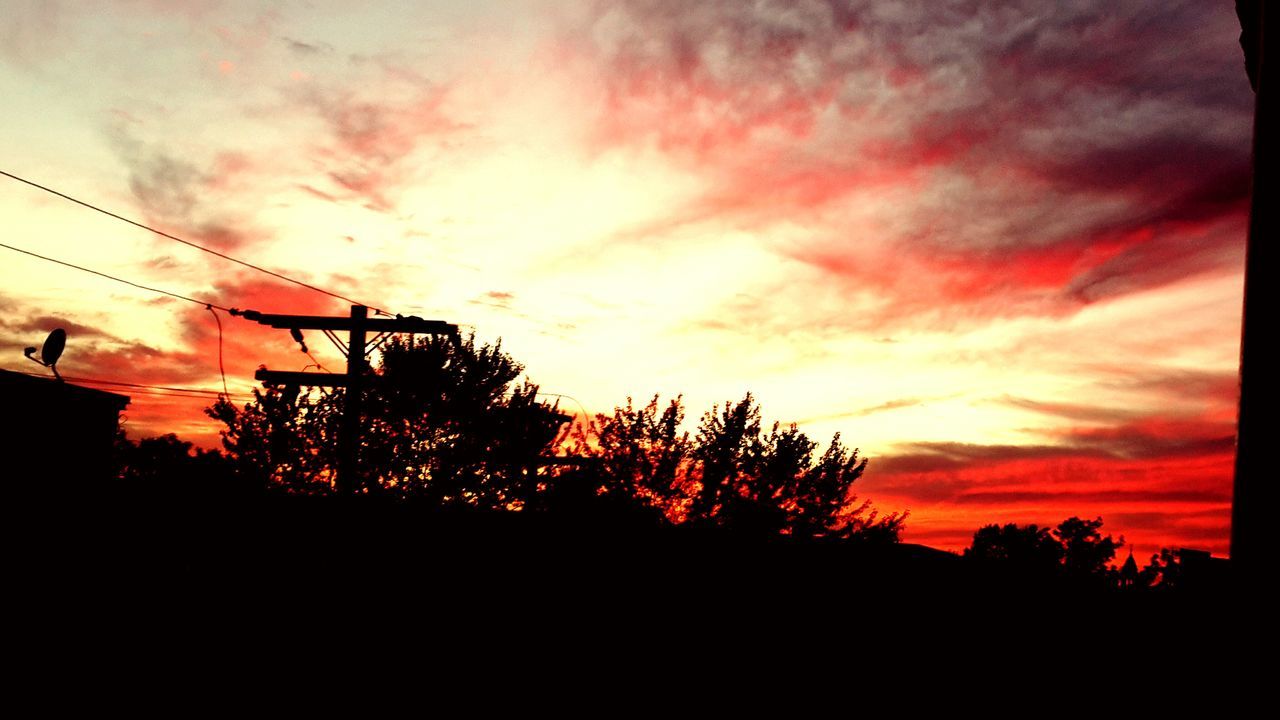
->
[
  {"left": 965, "top": 516, "right": 1123, "bottom": 587},
  {"left": 571, "top": 393, "right": 905, "bottom": 541},
  {"left": 208, "top": 332, "right": 566, "bottom": 507},
  {"left": 208, "top": 335, "right": 903, "bottom": 542}
]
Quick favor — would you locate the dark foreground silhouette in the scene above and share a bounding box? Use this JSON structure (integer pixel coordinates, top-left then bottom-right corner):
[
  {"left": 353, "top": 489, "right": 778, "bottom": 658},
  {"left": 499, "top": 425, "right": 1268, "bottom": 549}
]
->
[
  {"left": 27, "top": 455, "right": 1235, "bottom": 613},
  {"left": 3, "top": 344, "right": 1244, "bottom": 667},
  {"left": 6, "top": 432, "right": 1248, "bottom": 682}
]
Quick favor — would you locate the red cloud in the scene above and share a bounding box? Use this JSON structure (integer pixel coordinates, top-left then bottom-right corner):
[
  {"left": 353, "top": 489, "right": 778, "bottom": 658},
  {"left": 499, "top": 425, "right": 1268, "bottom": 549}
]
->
[
  {"left": 564, "top": 0, "right": 1252, "bottom": 328},
  {"left": 1, "top": 273, "right": 365, "bottom": 448},
  {"left": 113, "top": 279, "right": 351, "bottom": 446},
  {"left": 862, "top": 412, "right": 1236, "bottom": 555},
  {"left": 109, "top": 129, "right": 272, "bottom": 253},
  {"left": 292, "top": 72, "right": 469, "bottom": 213}
]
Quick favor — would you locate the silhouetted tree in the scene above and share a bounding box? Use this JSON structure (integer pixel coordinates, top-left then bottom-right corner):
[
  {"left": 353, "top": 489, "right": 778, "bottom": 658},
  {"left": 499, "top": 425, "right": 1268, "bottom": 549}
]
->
[
  {"left": 114, "top": 431, "right": 236, "bottom": 498},
  {"left": 964, "top": 516, "right": 1122, "bottom": 587},
  {"left": 583, "top": 394, "right": 693, "bottom": 510},
  {"left": 964, "top": 522, "right": 1064, "bottom": 578},
  {"left": 1054, "top": 516, "right": 1121, "bottom": 584},
  {"left": 210, "top": 337, "right": 900, "bottom": 540},
  {"left": 208, "top": 333, "right": 567, "bottom": 507},
  {"left": 1139, "top": 548, "right": 1184, "bottom": 590},
  {"left": 689, "top": 394, "right": 764, "bottom": 523},
  {"left": 574, "top": 393, "right": 904, "bottom": 541},
  {"left": 205, "top": 383, "right": 336, "bottom": 494},
  {"left": 362, "top": 334, "right": 565, "bottom": 507}
]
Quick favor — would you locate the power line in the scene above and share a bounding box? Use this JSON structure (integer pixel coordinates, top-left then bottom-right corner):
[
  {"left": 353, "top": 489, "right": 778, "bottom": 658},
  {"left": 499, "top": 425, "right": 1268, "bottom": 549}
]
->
[
  {"left": 0, "top": 240, "right": 232, "bottom": 311},
  {"left": 66, "top": 385, "right": 250, "bottom": 402},
  {"left": 0, "top": 242, "right": 251, "bottom": 402},
  {"left": 2, "top": 241, "right": 588, "bottom": 407},
  {"left": 7, "top": 369, "right": 252, "bottom": 398},
  {"left": 302, "top": 349, "right": 331, "bottom": 372},
  {"left": 110, "top": 387, "right": 246, "bottom": 401},
  {"left": 1, "top": 168, "right": 387, "bottom": 314},
  {"left": 1, "top": 170, "right": 601, "bottom": 338},
  {"left": 57, "top": 377, "right": 245, "bottom": 397},
  {"left": 3, "top": 173, "right": 599, "bottom": 421},
  {"left": 2, "top": 171, "right": 592, "bottom": 341}
]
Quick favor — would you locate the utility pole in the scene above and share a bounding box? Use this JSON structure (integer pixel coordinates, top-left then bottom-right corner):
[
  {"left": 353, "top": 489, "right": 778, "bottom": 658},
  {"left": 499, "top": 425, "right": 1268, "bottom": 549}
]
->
[
  {"left": 235, "top": 304, "right": 458, "bottom": 494},
  {"left": 1234, "top": 0, "right": 1271, "bottom": 591},
  {"left": 340, "top": 304, "right": 368, "bottom": 495}
]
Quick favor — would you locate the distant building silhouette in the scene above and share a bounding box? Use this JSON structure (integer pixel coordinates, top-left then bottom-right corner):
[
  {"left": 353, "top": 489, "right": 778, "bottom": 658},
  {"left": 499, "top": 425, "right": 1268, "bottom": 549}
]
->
[
  {"left": 1177, "top": 548, "right": 1232, "bottom": 594},
  {"left": 1, "top": 369, "right": 128, "bottom": 497},
  {"left": 1119, "top": 547, "right": 1139, "bottom": 589}
]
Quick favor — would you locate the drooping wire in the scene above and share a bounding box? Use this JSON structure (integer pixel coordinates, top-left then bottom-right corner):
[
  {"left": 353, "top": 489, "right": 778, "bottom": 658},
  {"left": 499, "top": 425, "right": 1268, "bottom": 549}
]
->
[
  {"left": 0, "top": 241, "right": 232, "bottom": 311},
  {"left": 0, "top": 241, "right": 248, "bottom": 400},
  {"left": 302, "top": 350, "right": 331, "bottom": 373},
  {"left": 206, "top": 305, "right": 229, "bottom": 397},
  {"left": 535, "top": 391, "right": 593, "bottom": 423},
  {"left": 1, "top": 168, "right": 388, "bottom": 315}
]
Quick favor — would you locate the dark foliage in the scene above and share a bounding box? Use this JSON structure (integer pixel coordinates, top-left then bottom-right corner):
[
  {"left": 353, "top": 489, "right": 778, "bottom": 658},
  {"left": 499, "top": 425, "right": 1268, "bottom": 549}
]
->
[
  {"left": 965, "top": 522, "right": 1064, "bottom": 576},
  {"left": 207, "top": 333, "right": 567, "bottom": 507},
  {"left": 1054, "top": 516, "right": 1121, "bottom": 583},
  {"left": 565, "top": 394, "right": 692, "bottom": 520},
  {"left": 113, "top": 431, "right": 238, "bottom": 499},
  {"left": 205, "top": 336, "right": 902, "bottom": 543},
  {"left": 572, "top": 393, "right": 905, "bottom": 542},
  {"left": 1139, "top": 547, "right": 1185, "bottom": 590},
  {"left": 965, "top": 516, "right": 1121, "bottom": 587}
]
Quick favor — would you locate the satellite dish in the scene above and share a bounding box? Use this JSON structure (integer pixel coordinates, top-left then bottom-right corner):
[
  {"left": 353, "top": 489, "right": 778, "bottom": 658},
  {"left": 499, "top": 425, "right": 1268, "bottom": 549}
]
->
[
  {"left": 41, "top": 329, "right": 66, "bottom": 367},
  {"left": 23, "top": 328, "right": 67, "bottom": 381}
]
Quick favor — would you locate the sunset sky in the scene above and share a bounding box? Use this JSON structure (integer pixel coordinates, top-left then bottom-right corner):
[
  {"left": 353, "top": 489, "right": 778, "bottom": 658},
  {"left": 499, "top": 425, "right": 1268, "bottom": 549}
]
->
[{"left": 0, "top": 1, "right": 1252, "bottom": 555}]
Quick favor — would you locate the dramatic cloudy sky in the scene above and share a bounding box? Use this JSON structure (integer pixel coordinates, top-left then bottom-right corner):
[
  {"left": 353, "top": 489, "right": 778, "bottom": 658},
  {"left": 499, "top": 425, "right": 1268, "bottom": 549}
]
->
[{"left": 0, "top": 1, "right": 1252, "bottom": 554}]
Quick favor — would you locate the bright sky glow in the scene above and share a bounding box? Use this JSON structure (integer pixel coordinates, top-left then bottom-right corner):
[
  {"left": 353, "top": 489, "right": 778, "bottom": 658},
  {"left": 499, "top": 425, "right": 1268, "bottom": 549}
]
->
[{"left": 1, "top": 1, "right": 1249, "bottom": 554}]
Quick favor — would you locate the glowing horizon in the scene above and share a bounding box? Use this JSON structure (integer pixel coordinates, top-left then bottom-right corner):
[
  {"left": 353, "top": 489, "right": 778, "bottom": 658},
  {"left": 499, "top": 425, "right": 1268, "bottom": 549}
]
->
[{"left": 0, "top": 1, "right": 1249, "bottom": 555}]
